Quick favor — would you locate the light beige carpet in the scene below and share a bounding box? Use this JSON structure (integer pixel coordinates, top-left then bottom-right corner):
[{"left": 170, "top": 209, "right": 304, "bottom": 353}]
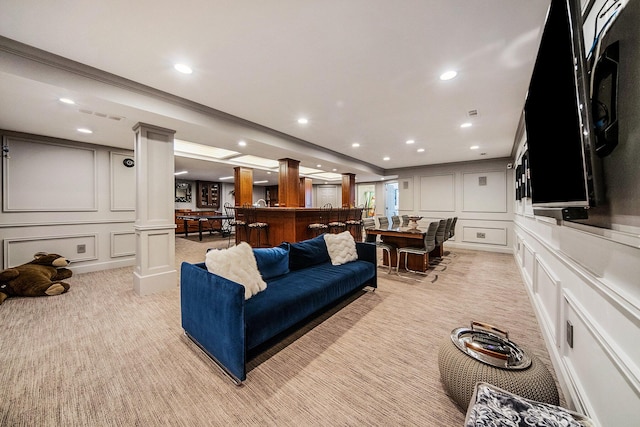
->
[{"left": 0, "top": 235, "right": 562, "bottom": 426}]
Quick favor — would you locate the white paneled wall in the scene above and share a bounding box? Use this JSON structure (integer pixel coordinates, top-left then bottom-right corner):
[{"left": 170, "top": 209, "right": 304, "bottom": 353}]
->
[
  {"left": 1, "top": 132, "right": 136, "bottom": 273},
  {"left": 392, "top": 158, "right": 514, "bottom": 253}
]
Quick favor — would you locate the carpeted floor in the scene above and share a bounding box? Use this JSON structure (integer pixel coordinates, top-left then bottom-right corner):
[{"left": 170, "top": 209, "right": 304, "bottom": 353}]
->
[{"left": 0, "top": 235, "right": 562, "bottom": 426}]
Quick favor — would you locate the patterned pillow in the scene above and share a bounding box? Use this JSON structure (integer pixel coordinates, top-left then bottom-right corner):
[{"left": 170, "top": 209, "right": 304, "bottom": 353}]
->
[
  {"left": 465, "top": 382, "right": 594, "bottom": 427},
  {"left": 205, "top": 242, "right": 267, "bottom": 300},
  {"left": 324, "top": 231, "right": 358, "bottom": 266}
]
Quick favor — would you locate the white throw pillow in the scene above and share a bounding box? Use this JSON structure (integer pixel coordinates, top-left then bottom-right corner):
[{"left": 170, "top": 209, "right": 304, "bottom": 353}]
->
[
  {"left": 205, "top": 242, "right": 267, "bottom": 300},
  {"left": 324, "top": 231, "right": 358, "bottom": 266}
]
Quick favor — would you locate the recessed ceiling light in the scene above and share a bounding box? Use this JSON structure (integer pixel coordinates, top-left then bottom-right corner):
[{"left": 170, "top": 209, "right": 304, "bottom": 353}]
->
[
  {"left": 59, "top": 98, "right": 75, "bottom": 104},
  {"left": 297, "top": 117, "right": 309, "bottom": 124},
  {"left": 219, "top": 176, "right": 233, "bottom": 180},
  {"left": 470, "top": 145, "right": 479, "bottom": 150},
  {"left": 253, "top": 180, "right": 268, "bottom": 184},
  {"left": 406, "top": 139, "right": 415, "bottom": 144},
  {"left": 440, "top": 70, "right": 457, "bottom": 81},
  {"left": 417, "top": 148, "right": 425, "bottom": 153},
  {"left": 352, "top": 143, "right": 360, "bottom": 148},
  {"left": 332, "top": 168, "right": 337, "bottom": 172},
  {"left": 316, "top": 164, "right": 322, "bottom": 168},
  {"left": 383, "top": 156, "right": 390, "bottom": 161},
  {"left": 460, "top": 122, "right": 472, "bottom": 128},
  {"left": 77, "top": 128, "right": 93, "bottom": 134},
  {"left": 238, "top": 140, "right": 247, "bottom": 147},
  {"left": 174, "top": 63, "right": 193, "bottom": 74},
  {"left": 174, "top": 171, "right": 188, "bottom": 176}
]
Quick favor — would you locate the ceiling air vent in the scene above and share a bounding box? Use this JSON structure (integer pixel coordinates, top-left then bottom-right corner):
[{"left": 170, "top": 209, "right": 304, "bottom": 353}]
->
[{"left": 468, "top": 109, "right": 478, "bottom": 117}]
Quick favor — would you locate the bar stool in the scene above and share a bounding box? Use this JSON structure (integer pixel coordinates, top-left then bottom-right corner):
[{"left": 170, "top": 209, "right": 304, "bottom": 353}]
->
[
  {"left": 308, "top": 203, "right": 331, "bottom": 237},
  {"left": 244, "top": 203, "right": 269, "bottom": 247},
  {"left": 328, "top": 206, "right": 348, "bottom": 234},
  {"left": 346, "top": 205, "right": 364, "bottom": 241}
]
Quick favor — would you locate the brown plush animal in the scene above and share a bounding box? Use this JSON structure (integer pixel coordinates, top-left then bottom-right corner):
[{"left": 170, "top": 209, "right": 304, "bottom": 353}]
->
[{"left": 0, "top": 252, "right": 72, "bottom": 305}]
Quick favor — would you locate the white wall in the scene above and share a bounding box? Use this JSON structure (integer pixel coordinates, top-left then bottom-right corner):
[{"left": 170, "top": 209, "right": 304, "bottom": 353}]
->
[
  {"left": 513, "top": 134, "right": 640, "bottom": 426},
  {"left": 1, "top": 131, "right": 136, "bottom": 273},
  {"left": 388, "top": 158, "right": 514, "bottom": 253}
]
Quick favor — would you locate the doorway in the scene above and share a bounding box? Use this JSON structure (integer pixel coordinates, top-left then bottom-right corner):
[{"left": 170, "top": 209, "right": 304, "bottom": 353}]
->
[{"left": 385, "top": 182, "right": 398, "bottom": 219}]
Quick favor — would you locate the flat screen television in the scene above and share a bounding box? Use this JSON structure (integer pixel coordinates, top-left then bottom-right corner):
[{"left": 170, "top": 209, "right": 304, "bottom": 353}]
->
[{"left": 524, "top": 0, "right": 603, "bottom": 221}]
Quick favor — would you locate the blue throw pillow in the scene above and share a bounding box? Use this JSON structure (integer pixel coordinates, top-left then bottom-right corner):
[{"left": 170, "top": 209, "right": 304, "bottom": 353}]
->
[
  {"left": 288, "top": 234, "right": 330, "bottom": 270},
  {"left": 253, "top": 246, "right": 290, "bottom": 280}
]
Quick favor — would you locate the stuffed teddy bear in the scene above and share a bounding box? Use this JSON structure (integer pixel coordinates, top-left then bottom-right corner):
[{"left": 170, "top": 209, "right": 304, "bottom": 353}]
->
[{"left": 0, "top": 252, "right": 72, "bottom": 305}]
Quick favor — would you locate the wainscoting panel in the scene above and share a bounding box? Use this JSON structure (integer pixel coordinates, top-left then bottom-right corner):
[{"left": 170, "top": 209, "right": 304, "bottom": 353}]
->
[
  {"left": 419, "top": 174, "right": 455, "bottom": 211},
  {"left": 534, "top": 256, "right": 561, "bottom": 347},
  {"left": 110, "top": 152, "right": 135, "bottom": 211},
  {"left": 561, "top": 291, "right": 639, "bottom": 426},
  {"left": 2, "top": 136, "right": 97, "bottom": 211},
  {"left": 461, "top": 226, "right": 506, "bottom": 246},
  {"left": 111, "top": 231, "right": 135, "bottom": 258},
  {"left": 522, "top": 241, "right": 535, "bottom": 288},
  {"left": 4, "top": 234, "right": 98, "bottom": 267},
  {"left": 462, "top": 171, "right": 507, "bottom": 213}
]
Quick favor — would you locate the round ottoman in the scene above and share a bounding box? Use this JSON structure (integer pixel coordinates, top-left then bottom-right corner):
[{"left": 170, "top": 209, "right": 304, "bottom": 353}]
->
[{"left": 438, "top": 329, "right": 559, "bottom": 411}]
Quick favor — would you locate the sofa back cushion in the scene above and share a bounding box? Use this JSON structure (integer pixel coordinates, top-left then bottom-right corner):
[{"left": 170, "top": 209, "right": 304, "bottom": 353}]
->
[
  {"left": 253, "top": 246, "right": 290, "bottom": 280},
  {"left": 288, "top": 234, "right": 330, "bottom": 270}
]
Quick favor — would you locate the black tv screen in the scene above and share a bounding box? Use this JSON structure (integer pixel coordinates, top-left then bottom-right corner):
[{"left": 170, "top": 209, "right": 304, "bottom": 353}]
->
[{"left": 524, "top": 0, "right": 600, "bottom": 212}]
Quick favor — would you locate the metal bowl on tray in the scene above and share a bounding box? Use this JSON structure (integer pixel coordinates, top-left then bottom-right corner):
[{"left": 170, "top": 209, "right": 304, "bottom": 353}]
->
[{"left": 450, "top": 321, "right": 531, "bottom": 370}]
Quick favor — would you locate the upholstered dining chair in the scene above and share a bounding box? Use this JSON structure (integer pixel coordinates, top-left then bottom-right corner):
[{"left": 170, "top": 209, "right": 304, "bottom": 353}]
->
[
  {"left": 377, "top": 215, "right": 390, "bottom": 229},
  {"left": 449, "top": 217, "right": 458, "bottom": 239},
  {"left": 363, "top": 216, "right": 396, "bottom": 274},
  {"left": 401, "top": 215, "right": 409, "bottom": 227},
  {"left": 391, "top": 215, "right": 401, "bottom": 228},
  {"left": 396, "top": 221, "right": 439, "bottom": 274},
  {"left": 433, "top": 219, "right": 447, "bottom": 257},
  {"left": 444, "top": 218, "right": 453, "bottom": 242}
]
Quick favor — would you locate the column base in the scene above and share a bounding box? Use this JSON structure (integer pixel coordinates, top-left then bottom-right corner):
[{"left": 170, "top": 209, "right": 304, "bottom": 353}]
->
[{"left": 133, "top": 269, "right": 177, "bottom": 296}]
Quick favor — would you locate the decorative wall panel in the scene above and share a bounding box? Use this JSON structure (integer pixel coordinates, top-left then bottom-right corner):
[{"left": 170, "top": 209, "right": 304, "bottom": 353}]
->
[
  {"left": 2, "top": 137, "right": 97, "bottom": 211},
  {"left": 4, "top": 234, "right": 98, "bottom": 267},
  {"left": 462, "top": 171, "right": 507, "bottom": 212},
  {"left": 111, "top": 152, "right": 135, "bottom": 211},
  {"left": 419, "top": 174, "right": 454, "bottom": 211}
]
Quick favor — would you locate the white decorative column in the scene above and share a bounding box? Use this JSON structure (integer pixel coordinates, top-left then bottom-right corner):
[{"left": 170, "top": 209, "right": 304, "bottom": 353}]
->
[{"left": 132, "top": 122, "right": 177, "bottom": 296}]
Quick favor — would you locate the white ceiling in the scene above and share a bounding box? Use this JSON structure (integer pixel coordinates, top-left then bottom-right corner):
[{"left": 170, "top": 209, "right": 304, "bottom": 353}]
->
[{"left": 0, "top": 0, "right": 550, "bottom": 184}]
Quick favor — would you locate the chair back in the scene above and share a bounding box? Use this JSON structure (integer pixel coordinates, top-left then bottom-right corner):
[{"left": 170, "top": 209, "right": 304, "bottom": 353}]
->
[
  {"left": 391, "top": 215, "right": 401, "bottom": 228},
  {"left": 224, "top": 202, "right": 236, "bottom": 224},
  {"left": 243, "top": 203, "right": 257, "bottom": 224},
  {"left": 449, "top": 217, "right": 458, "bottom": 238},
  {"left": 435, "top": 219, "right": 447, "bottom": 245},
  {"left": 401, "top": 215, "right": 409, "bottom": 227},
  {"left": 444, "top": 218, "right": 453, "bottom": 241},
  {"left": 362, "top": 217, "right": 375, "bottom": 230},
  {"left": 378, "top": 216, "right": 389, "bottom": 229},
  {"left": 424, "top": 221, "right": 439, "bottom": 253}
]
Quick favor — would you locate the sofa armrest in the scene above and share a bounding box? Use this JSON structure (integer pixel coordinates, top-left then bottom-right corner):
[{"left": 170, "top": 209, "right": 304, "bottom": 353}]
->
[
  {"left": 180, "top": 262, "right": 247, "bottom": 383},
  {"left": 356, "top": 242, "right": 377, "bottom": 289}
]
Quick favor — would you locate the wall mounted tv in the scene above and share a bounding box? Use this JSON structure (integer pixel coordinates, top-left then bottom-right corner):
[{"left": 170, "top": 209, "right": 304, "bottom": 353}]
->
[{"left": 524, "top": 0, "right": 603, "bottom": 221}]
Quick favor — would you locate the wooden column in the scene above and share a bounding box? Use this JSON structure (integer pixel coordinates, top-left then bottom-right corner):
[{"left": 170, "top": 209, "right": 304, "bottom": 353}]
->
[
  {"left": 234, "top": 166, "right": 253, "bottom": 206},
  {"left": 132, "top": 122, "right": 176, "bottom": 296},
  {"left": 278, "top": 158, "right": 300, "bottom": 207},
  {"left": 299, "top": 177, "right": 312, "bottom": 207},
  {"left": 342, "top": 173, "right": 356, "bottom": 207}
]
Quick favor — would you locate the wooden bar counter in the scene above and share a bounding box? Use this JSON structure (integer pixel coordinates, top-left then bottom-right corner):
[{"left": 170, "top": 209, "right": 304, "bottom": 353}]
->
[{"left": 235, "top": 207, "right": 361, "bottom": 247}]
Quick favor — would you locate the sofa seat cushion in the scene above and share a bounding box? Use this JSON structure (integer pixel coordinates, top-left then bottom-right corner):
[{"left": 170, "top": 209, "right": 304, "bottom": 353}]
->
[{"left": 244, "top": 260, "right": 375, "bottom": 350}]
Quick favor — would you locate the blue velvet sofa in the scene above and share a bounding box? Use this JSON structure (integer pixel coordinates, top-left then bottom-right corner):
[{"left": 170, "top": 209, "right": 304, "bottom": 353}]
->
[{"left": 180, "top": 234, "right": 377, "bottom": 384}]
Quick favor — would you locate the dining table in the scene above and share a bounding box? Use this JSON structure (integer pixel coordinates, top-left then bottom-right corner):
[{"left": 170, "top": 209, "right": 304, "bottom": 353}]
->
[{"left": 365, "top": 225, "right": 430, "bottom": 272}]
